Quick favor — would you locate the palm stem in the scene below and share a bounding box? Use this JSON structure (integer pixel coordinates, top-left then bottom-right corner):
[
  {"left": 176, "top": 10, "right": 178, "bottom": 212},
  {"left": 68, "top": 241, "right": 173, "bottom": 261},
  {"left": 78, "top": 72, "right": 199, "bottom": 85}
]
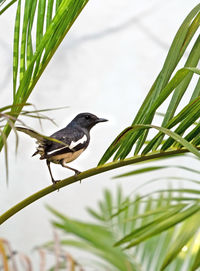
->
[{"left": 0, "top": 147, "right": 194, "bottom": 225}]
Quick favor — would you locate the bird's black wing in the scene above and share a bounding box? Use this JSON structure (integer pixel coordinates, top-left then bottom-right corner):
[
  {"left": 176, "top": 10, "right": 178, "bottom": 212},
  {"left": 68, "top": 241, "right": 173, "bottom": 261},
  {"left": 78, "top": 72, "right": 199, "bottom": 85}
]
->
[{"left": 43, "top": 126, "right": 89, "bottom": 159}]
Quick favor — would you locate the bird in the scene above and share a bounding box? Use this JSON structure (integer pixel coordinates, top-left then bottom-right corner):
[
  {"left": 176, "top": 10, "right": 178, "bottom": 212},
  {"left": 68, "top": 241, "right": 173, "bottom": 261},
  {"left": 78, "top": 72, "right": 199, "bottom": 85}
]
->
[{"left": 17, "top": 112, "right": 108, "bottom": 184}]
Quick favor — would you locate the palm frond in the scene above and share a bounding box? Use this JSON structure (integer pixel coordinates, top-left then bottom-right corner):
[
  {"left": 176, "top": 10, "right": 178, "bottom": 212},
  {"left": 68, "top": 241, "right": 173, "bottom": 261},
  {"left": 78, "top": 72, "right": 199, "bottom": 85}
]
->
[
  {"left": 0, "top": 0, "right": 89, "bottom": 152},
  {"left": 48, "top": 165, "right": 200, "bottom": 271},
  {"left": 13, "top": 0, "right": 89, "bottom": 102},
  {"left": 99, "top": 4, "right": 200, "bottom": 165},
  {"left": 0, "top": 0, "right": 17, "bottom": 15},
  {"left": 0, "top": 103, "right": 68, "bottom": 183},
  {"left": 113, "top": 164, "right": 200, "bottom": 179},
  {"left": 47, "top": 205, "right": 140, "bottom": 271}
]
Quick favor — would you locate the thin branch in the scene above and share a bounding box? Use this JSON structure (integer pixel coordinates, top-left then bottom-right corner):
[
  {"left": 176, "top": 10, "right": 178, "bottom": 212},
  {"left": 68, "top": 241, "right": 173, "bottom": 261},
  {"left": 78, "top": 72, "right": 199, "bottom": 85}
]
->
[{"left": 0, "top": 146, "right": 196, "bottom": 226}]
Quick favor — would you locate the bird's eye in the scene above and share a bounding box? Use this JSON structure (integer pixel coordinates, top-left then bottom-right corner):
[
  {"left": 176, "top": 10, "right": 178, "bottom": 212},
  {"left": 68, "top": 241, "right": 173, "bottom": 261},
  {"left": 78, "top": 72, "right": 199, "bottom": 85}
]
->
[{"left": 85, "top": 115, "right": 90, "bottom": 120}]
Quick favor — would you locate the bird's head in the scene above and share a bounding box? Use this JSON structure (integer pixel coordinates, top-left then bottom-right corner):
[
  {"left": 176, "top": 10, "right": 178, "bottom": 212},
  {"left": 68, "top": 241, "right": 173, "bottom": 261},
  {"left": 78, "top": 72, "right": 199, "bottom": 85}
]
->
[{"left": 70, "top": 113, "right": 108, "bottom": 130}]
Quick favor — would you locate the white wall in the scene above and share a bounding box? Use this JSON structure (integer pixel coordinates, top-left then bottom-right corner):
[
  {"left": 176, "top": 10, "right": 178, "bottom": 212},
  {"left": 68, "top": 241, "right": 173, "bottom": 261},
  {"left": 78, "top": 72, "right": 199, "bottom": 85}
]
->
[{"left": 0, "top": 0, "right": 199, "bottom": 267}]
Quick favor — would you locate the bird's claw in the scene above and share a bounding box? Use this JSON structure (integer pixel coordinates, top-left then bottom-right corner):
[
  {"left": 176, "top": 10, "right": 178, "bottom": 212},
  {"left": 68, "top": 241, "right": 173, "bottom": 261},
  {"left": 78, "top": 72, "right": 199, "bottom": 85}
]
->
[
  {"left": 52, "top": 180, "right": 60, "bottom": 185},
  {"left": 74, "top": 170, "right": 81, "bottom": 176},
  {"left": 52, "top": 180, "right": 60, "bottom": 192},
  {"left": 74, "top": 170, "right": 81, "bottom": 183}
]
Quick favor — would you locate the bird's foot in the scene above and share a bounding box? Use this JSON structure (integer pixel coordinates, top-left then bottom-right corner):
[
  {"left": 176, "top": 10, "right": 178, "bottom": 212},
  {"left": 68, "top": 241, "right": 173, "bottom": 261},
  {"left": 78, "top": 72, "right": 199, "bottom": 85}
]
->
[
  {"left": 52, "top": 179, "right": 60, "bottom": 192},
  {"left": 52, "top": 179, "right": 60, "bottom": 185},
  {"left": 73, "top": 170, "right": 81, "bottom": 183},
  {"left": 74, "top": 170, "right": 81, "bottom": 176}
]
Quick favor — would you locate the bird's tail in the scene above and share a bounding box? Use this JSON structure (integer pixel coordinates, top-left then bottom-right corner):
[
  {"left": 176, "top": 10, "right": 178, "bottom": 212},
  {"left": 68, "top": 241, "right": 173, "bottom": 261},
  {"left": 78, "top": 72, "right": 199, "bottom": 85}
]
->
[
  {"left": 16, "top": 127, "right": 46, "bottom": 157},
  {"left": 16, "top": 127, "right": 69, "bottom": 153}
]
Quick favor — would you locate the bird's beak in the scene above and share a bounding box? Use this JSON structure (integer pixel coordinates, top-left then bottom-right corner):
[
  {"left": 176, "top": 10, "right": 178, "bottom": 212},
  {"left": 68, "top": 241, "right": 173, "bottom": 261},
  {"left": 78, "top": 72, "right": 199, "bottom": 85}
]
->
[{"left": 97, "top": 118, "right": 108, "bottom": 123}]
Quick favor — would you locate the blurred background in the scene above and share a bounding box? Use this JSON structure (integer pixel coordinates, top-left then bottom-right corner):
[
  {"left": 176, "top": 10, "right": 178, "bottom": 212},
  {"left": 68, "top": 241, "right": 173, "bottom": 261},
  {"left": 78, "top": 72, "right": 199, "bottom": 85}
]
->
[{"left": 0, "top": 0, "right": 199, "bottom": 264}]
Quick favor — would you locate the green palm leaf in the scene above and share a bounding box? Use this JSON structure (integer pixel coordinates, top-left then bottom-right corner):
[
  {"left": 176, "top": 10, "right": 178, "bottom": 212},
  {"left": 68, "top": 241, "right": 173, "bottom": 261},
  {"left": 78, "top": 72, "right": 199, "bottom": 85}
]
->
[
  {"left": 0, "top": 0, "right": 89, "bottom": 152},
  {"left": 0, "top": 0, "right": 17, "bottom": 15},
  {"left": 47, "top": 205, "right": 139, "bottom": 271},
  {"left": 160, "top": 212, "right": 200, "bottom": 270},
  {"left": 48, "top": 177, "right": 200, "bottom": 271},
  {"left": 99, "top": 4, "right": 200, "bottom": 165}
]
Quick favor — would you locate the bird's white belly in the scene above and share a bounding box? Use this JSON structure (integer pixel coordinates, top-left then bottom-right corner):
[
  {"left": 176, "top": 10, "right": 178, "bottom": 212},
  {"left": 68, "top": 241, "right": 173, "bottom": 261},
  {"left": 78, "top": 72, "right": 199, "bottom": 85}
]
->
[{"left": 49, "top": 149, "right": 84, "bottom": 164}]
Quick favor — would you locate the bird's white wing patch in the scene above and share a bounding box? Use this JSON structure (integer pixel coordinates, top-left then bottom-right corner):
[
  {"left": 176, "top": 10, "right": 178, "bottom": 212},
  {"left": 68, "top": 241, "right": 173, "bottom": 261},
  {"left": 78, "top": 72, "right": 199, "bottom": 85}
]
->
[
  {"left": 69, "top": 134, "right": 87, "bottom": 149},
  {"left": 46, "top": 134, "right": 87, "bottom": 156},
  {"left": 47, "top": 146, "right": 68, "bottom": 155}
]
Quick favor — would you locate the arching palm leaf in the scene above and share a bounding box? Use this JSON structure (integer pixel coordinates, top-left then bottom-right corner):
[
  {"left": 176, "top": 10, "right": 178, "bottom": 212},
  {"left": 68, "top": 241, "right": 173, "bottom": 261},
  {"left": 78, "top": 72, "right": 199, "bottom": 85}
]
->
[
  {"left": 0, "top": 0, "right": 89, "bottom": 151},
  {"left": 48, "top": 176, "right": 200, "bottom": 271},
  {"left": 99, "top": 4, "right": 200, "bottom": 165}
]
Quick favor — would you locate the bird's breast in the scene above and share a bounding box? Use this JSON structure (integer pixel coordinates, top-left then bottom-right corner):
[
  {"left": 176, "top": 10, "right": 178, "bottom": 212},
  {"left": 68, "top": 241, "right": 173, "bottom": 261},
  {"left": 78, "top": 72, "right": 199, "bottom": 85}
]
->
[{"left": 49, "top": 149, "right": 84, "bottom": 164}]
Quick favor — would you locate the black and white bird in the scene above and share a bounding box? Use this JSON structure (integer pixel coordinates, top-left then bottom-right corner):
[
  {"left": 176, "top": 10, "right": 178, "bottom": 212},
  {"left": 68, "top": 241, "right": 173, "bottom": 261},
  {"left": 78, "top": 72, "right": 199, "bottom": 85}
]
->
[{"left": 17, "top": 112, "right": 108, "bottom": 184}]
